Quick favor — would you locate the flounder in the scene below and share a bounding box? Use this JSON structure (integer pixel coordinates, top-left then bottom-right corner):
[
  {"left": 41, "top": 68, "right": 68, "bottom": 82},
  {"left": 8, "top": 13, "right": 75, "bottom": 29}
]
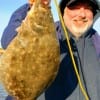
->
[{"left": 0, "top": 0, "right": 60, "bottom": 100}]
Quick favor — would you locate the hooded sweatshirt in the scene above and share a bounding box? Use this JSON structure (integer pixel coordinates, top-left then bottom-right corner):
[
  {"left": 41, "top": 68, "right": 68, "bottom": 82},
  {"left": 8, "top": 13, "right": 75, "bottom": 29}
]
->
[{"left": 40, "top": 21, "right": 100, "bottom": 100}]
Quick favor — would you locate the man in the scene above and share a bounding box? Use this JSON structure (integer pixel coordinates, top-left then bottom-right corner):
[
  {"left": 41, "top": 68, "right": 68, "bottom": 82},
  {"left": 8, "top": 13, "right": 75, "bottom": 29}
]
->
[
  {"left": 44, "top": 0, "right": 100, "bottom": 100},
  {"left": 1, "top": 0, "right": 100, "bottom": 100}
]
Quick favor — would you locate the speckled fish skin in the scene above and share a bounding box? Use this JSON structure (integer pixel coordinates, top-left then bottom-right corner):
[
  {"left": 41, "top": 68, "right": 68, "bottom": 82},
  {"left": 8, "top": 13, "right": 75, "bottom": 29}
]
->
[{"left": 0, "top": 0, "right": 60, "bottom": 100}]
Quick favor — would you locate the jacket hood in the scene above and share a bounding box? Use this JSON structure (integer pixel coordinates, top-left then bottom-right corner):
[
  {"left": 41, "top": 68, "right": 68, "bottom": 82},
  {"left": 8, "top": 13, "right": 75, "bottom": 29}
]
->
[{"left": 55, "top": 21, "right": 94, "bottom": 41}]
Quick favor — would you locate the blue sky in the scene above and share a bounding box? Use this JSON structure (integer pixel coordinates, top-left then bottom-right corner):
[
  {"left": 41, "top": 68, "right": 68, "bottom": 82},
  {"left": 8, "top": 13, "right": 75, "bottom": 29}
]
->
[
  {"left": 0, "top": 0, "right": 100, "bottom": 48},
  {"left": 0, "top": 0, "right": 61, "bottom": 48},
  {"left": 0, "top": 0, "right": 27, "bottom": 35}
]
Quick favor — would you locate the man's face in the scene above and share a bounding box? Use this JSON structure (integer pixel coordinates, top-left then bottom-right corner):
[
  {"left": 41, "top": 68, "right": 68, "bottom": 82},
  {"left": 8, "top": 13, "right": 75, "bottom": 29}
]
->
[{"left": 63, "top": 3, "right": 94, "bottom": 38}]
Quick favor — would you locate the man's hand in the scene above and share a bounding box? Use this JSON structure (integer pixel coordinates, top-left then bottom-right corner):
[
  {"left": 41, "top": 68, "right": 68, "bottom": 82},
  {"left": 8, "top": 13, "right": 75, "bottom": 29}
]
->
[{"left": 41, "top": 0, "right": 50, "bottom": 5}]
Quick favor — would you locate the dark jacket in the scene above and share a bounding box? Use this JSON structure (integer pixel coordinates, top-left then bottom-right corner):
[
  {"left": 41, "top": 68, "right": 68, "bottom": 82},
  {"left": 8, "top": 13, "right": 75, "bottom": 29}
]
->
[
  {"left": 43, "top": 21, "right": 100, "bottom": 100},
  {"left": 2, "top": 3, "right": 100, "bottom": 100}
]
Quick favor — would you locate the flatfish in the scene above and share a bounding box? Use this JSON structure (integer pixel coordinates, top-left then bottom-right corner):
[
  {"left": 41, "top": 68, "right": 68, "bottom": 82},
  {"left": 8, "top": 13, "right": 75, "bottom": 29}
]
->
[{"left": 0, "top": 0, "right": 60, "bottom": 100}]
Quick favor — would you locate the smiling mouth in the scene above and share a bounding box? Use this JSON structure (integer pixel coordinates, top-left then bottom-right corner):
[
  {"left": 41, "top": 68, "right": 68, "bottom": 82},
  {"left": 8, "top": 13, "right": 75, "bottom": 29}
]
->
[
  {"left": 72, "top": 20, "right": 88, "bottom": 27},
  {"left": 73, "top": 19, "right": 88, "bottom": 25},
  {"left": 74, "top": 19, "right": 88, "bottom": 22}
]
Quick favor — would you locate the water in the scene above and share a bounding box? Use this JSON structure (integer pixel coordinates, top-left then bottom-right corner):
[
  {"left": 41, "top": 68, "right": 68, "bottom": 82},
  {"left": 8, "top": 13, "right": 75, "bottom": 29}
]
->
[{"left": 0, "top": 83, "right": 8, "bottom": 100}]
